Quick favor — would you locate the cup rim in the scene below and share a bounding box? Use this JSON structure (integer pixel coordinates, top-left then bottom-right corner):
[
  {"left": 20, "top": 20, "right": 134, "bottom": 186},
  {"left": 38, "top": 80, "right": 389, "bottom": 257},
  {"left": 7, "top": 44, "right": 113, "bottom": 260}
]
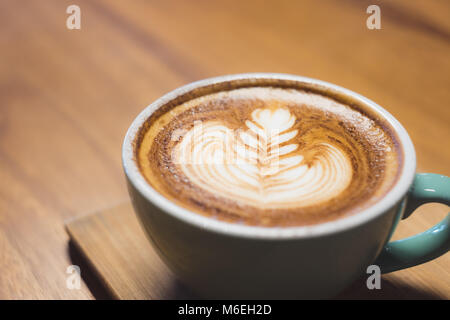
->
[{"left": 122, "top": 73, "right": 416, "bottom": 239}]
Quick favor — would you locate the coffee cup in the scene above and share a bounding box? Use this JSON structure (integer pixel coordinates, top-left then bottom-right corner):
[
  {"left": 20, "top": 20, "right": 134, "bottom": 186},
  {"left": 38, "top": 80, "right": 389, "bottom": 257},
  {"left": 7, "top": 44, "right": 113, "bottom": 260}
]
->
[{"left": 122, "top": 73, "right": 449, "bottom": 299}]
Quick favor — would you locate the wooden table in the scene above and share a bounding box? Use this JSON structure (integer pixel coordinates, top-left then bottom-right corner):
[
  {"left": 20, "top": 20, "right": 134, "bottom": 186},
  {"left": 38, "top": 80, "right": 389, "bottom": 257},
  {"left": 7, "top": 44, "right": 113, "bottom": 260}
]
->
[{"left": 0, "top": 0, "right": 448, "bottom": 299}]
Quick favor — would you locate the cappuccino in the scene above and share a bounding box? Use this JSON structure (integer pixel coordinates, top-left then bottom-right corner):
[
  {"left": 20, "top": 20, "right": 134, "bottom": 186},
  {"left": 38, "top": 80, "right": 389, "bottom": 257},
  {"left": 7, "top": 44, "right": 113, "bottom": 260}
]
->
[{"left": 136, "top": 86, "right": 401, "bottom": 226}]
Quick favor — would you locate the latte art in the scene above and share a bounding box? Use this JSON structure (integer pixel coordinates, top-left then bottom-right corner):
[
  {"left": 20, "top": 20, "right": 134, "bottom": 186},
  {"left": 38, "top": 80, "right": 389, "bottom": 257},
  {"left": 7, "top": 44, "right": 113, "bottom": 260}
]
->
[
  {"left": 137, "top": 86, "right": 401, "bottom": 226},
  {"left": 173, "top": 108, "right": 353, "bottom": 209}
]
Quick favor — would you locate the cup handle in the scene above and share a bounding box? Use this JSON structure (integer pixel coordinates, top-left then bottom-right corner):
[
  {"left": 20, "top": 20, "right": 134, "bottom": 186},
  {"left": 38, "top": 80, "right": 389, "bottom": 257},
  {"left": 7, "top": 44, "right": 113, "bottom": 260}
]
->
[{"left": 375, "top": 173, "right": 450, "bottom": 274}]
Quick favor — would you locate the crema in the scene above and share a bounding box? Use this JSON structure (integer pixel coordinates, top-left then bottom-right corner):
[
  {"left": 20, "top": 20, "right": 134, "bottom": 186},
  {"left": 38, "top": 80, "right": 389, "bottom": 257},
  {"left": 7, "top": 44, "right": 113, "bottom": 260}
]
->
[{"left": 136, "top": 87, "right": 401, "bottom": 227}]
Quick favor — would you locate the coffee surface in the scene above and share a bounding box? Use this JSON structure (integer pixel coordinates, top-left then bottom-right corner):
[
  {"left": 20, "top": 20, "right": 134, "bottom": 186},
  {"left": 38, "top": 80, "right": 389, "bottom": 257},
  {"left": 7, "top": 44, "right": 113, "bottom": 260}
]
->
[{"left": 136, "top": 87, "right": 401, "bottom": 227}]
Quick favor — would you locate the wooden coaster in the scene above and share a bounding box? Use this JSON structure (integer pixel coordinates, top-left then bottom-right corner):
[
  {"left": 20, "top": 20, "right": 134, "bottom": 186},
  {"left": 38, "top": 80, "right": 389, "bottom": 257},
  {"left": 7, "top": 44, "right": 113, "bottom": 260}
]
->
[
  {"left": 65, "top": 202, "right": 193, "bottom": 299},
  {"left": 65, "top": 202, "right": 448, "bottom": 300}
]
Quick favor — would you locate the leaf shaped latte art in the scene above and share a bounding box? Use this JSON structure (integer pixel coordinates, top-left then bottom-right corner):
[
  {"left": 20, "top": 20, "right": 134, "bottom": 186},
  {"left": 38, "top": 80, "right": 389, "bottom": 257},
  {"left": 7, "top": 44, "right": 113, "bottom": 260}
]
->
[{"left": 173, "top": 108, "right": 353, "bottom": 209}]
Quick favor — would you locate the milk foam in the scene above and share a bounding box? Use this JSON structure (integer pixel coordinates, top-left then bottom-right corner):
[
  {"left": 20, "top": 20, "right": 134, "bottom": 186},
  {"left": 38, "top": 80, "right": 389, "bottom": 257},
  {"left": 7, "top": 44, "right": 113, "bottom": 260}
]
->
[
  {"left": 173, "top": 107, "right": 353, "bottom": 208},
  {"left": 137, "top": 86, "right": 400, "bottom": 226}
]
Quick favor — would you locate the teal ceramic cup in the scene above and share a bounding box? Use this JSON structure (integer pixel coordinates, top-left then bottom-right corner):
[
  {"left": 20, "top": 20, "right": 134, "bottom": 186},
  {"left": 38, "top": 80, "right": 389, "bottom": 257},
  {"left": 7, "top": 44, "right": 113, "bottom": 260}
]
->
[{"left": 122, "top": 74, "right": 449, "bottom": 299}]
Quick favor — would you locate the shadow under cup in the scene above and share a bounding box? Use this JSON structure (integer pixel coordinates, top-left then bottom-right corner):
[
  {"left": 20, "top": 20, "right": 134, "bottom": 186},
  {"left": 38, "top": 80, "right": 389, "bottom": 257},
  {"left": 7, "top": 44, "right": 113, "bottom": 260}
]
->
[{"left": 122, "top": 73, "right": 448, "bottom": 299}]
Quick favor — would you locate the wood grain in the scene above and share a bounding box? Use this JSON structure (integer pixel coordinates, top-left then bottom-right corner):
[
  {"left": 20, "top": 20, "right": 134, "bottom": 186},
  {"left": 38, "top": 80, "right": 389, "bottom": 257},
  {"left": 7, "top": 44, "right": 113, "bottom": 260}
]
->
[
  {"left": 0, "top": 0, "right": 448, "bottom": 299},
  {"left": 65, "top": 203, "right": 449, "bottom": 300}
]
